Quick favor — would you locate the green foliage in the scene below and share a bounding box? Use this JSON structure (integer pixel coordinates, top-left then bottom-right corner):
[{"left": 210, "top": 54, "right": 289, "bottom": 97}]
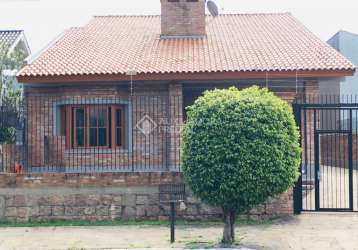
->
[
  {"left": 0, "top": 127, "right": 16, "bottom": 144},
  {"left": 0, "top": 41, "right": 26, "bottom": 98},
  {"left": 0, "top": 41, "right": 25, "bottom": 144},
  {"left": 182, "top": 86, "right": 301, "bottom": 214}
]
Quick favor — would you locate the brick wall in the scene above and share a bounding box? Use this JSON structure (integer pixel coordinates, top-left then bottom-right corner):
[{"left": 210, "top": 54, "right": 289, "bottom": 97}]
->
[
  {"left": 169, "top": 83, "right": 183, "bottom": 170},
  {"left": 301, "top": 80, "right": 320, "bottom": 167},
  {"left": 0, "top": 172, "right": 293, "bottom": 222},
  {"left": 21, "top": 83, "right": 175, "bottom": 172},
  {"left": 161, "top": 0, "right": 206, "bottom": 37},
  {"left": 9, "top": 81, "right": 306, "bottom": 172},
  {"left": 0, "top": 145, "right": 24, "bottom": 173},
  {"left": 320, "top": 134, "right": 358, "bottom": 169}
]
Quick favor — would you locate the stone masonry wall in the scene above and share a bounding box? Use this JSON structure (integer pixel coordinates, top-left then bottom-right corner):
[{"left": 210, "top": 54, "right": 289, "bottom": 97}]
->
[{"left": 0, "top": 172, "right": 293, "bottom": 222}]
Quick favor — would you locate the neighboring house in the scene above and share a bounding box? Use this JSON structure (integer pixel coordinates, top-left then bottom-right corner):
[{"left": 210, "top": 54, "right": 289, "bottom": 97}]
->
[
  {"left": 0, "top": 0, "right": 354, "bottom": 221},
  {"left": 318, "top": 30, "right": 358, "bottom": 128},
  {"left": 0, "top": 30, "right": 31, "bottom": 93},
  {"left": 0, "top": 30, "right": 30, "bottom": 56},
  {"left": 322, "top": 30, "right": 358, "bottom": 97}
]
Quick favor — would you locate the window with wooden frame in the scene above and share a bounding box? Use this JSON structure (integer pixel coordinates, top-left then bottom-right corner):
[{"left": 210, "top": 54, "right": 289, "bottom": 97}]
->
[{"left": 60, "top": 105, "right": 125, "bottom": 149}]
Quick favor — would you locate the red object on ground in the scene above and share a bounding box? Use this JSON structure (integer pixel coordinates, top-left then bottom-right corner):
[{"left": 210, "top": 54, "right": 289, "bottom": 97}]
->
[{"left": 15, "top": 164, "right": 22, "bottom": 174}]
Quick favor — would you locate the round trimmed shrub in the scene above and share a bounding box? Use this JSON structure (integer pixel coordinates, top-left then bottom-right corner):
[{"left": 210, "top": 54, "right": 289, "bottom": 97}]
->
[{"left": 182, "top": 86, "right": 300, "bottom": 244}]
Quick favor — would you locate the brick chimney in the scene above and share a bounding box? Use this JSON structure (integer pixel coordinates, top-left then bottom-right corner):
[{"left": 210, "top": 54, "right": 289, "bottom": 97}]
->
[{"left": 160, "top": 0, "right": 206, "bottom": 38}]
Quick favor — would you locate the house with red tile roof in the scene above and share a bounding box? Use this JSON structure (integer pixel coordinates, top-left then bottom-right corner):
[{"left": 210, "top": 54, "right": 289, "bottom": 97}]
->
[{"left": 0, "top": 0, "right": 354, "bottom": 221}]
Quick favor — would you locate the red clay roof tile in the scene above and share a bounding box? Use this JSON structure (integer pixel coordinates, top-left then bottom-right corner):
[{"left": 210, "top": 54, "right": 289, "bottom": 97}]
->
[{"left": 18, "top": 13, "right": 355, "bottom": 79}]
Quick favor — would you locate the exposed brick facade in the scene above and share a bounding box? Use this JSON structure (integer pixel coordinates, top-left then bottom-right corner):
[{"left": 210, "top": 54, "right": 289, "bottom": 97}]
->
[
  {"left": 161, "top": 0, "right": 206, "bottom": 37},
  {"left": 301, "top": 80, "right": 320, "bottom": 168},
  {"left": 320, "top": 134, "right": 358, "bottom": 168},
  {"left": 168, "top": 83, "right": 183, "bottom": 169},
  {"left": 16, "top": 81, "right": 305, "bottom": 172},
  {"left": 0, "top": 172, "right": 293, "bottom": 222},
  {"left": 0, "top": 145, "right": 23, "bottom": 173},
  {"left": 19, "top": 83, "right": 177, "bottom": 172}
]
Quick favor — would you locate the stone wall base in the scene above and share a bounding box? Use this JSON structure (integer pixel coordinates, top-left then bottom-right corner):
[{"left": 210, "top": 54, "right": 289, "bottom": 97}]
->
[{"left": 0, "top": 173, "right": 293, "bottom": 222}]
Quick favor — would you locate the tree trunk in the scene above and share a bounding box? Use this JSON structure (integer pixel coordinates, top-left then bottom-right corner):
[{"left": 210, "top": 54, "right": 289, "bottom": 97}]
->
[
  {"left": 230, "top": 211, "right": 236, "bottom": 242},
  {"left": 222, "top": 210, "right": 236, "bottom": 244}
]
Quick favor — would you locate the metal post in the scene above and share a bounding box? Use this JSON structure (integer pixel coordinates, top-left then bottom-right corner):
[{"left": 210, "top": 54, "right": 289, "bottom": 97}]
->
[
  {"left": 159, "top": 184, "right": 185, "bottom": 243},
  {"left": 314, "top": 109, "right": 320, "bottom": 211},
  {"left": 170, "top": 202, "right": 175, "bottom": 243},
  {"left": 349, "top": 109, "right": 354, "bottom": 210},
  {"left": 293, "top": 104, "right": 303, "bottom": 214}
]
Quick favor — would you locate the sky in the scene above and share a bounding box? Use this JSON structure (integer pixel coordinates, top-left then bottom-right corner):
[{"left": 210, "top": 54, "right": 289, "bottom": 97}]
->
[{"left": 0, "top": 0, "right": 357, "bottom": 55}]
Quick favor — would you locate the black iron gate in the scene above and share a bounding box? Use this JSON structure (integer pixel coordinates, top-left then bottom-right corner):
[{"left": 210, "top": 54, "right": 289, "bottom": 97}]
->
[{"left": 294, "top": 101, "right": 358, "bottom": 213}]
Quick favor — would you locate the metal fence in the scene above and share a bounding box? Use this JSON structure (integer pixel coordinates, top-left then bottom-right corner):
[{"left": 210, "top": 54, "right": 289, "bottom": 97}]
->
[
  {"left": 294, "top": 95, "right": 358, "bottom": 213},
  {"left": 0, "top": 95, "right": 183, "bottom": 173},
  {"left": 5, "top": 91, "right": 358, "bottom": 214}
]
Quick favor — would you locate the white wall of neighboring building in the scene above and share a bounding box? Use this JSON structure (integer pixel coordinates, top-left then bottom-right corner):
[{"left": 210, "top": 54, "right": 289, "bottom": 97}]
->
[{"left": 326, "top": 30, "right": 358, "bottom": 98}]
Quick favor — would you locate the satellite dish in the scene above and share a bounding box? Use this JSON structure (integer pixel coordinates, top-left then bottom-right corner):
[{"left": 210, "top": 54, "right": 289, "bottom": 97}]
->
[{"left": 206, "top": 0, "right": 219, "bottom": 17}]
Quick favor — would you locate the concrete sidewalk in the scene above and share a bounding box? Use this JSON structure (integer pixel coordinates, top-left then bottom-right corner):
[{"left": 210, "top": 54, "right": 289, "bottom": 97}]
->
[{"left": 0, "top": 214, "right": 357, "bottom": 250}]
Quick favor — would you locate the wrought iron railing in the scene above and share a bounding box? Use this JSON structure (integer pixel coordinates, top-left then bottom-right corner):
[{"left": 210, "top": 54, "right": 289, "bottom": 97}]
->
[
  {"left": 0, "top": 95, "right": 183, "bottom": 173},
  {"left": 293, "top": 95, "right": 358, "bottom": 213}
]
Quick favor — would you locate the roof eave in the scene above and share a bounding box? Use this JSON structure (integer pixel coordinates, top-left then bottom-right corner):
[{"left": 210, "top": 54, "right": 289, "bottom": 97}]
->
[{"left": 17, "top": 69, "right": 356, "bottom": 84}]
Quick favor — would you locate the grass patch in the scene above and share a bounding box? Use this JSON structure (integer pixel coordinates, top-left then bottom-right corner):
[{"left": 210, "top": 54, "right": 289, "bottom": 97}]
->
[
  {"left": 177, "top": 235, "right": 216, "bottom": 249},
  {"left": 0, "top": 217, "right": 277, "bottom": 228},
  {"left": 184, "top": 240, "right": 216, "bottom": 249},
  {"left": 0, "top": 219, "right": 166, "bottom": 228},
  {"left": 237, "top": 217, "right": 278, "bottom": 226},
  {"left": 181, "top": 235, "right": 243, "bottom": 249}
]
